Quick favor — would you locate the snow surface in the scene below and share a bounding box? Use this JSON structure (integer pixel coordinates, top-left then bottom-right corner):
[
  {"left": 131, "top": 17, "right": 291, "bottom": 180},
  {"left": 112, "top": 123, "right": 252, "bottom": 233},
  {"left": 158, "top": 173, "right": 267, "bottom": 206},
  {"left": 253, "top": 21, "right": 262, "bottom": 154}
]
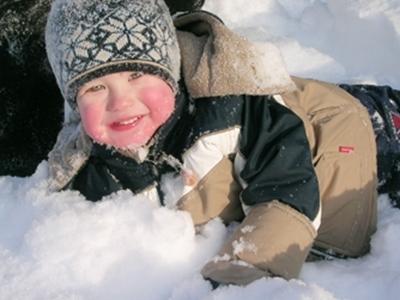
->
[{"left": 1, "top": 0, "right": 400, "bottom": 299}]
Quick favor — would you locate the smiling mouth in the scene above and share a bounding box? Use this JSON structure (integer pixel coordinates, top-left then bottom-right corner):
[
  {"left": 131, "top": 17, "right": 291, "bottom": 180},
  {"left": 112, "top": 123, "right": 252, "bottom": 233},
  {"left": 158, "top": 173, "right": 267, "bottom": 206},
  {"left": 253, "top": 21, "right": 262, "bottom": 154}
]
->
[{"left": 110, "top": 115, "right": 144, "bottom": 131}]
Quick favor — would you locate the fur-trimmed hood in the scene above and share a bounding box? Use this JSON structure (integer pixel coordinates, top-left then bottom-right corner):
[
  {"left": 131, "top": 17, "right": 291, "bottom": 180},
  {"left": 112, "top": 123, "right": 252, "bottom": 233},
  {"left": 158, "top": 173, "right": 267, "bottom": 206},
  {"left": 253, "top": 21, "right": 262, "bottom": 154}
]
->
[
  {"left": 175, "top": 11, "right": 296, "bottom": 98},
  {"left": 47, "top": 10, "right": 296, "bottom": 191}
]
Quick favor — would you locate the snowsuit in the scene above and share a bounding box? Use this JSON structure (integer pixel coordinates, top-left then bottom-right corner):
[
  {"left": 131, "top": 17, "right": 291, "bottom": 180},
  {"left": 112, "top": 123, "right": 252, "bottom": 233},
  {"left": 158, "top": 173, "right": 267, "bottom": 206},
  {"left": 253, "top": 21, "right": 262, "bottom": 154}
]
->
[
  {"left": 340, "top": 84, "right": 400, "bottom": 200},
  {"left": 47, "top": 11, "right": 398, "bottom": 285}
]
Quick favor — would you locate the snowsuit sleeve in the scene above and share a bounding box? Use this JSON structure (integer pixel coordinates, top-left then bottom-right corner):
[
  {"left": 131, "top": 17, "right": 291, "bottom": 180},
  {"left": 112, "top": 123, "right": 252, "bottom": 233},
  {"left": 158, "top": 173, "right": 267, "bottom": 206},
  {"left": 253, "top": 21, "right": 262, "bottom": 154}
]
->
[
  {"left": 238, "top": 96, "right": 320, "bottom": 221},
  {"left": 202, "top": 96, "right": 319, "bottom": 284}
]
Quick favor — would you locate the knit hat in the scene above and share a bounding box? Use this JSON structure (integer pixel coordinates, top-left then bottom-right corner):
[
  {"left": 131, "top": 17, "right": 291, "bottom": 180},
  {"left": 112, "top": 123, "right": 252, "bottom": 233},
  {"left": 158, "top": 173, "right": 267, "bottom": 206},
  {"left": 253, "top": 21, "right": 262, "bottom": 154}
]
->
[{"left": 45, "top": 0, "right": 180, "bottom": 109}]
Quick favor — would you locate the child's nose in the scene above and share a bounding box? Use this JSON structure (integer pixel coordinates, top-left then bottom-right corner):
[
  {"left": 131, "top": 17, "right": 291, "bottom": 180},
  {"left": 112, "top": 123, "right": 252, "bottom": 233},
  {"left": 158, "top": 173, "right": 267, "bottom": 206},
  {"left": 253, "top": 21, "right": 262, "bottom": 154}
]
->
[{"left": 106, "top": 89, "right": 136, "bottom": 111}]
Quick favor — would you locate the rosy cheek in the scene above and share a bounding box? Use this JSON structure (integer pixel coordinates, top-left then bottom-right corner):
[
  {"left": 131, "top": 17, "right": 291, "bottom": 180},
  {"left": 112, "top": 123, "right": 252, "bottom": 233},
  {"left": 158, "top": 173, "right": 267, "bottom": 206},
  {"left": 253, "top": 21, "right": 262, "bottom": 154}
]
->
[
  {"left": 140, "top": 87, "right": 175, "bottom": 122},
  {"left": 79, "top": 105, "right": 105, "bottom": 140},
  {"left": 153, "top": 96, "right": 175, "bottom": 121}
]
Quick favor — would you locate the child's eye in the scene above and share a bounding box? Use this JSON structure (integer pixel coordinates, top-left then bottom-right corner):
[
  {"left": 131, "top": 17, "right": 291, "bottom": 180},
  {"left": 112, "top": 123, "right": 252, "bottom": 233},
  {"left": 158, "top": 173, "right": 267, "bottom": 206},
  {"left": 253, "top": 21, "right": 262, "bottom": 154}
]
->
[
  {"left": 85, "top": 84, "right": 105, "bottom": 93},
  {"left": 129, "top": 72, "right": 143, "bottom": 81}
]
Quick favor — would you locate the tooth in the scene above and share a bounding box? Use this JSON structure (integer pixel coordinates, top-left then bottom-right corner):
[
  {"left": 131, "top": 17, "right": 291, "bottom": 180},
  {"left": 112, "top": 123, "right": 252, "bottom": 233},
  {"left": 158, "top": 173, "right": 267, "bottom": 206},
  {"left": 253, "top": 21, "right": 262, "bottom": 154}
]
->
[{"left": 119, "top": 116, "right": 139, "bottom": 125}]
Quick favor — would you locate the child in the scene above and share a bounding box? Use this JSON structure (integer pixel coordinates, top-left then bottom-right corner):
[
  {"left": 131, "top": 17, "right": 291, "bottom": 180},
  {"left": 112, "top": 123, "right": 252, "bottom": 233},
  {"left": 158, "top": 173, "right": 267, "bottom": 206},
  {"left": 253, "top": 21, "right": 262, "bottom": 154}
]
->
[
  {"left": 45, "top": 0, "right": 399, "bottom": 286},
  {"left": 0, "top": 0, "right": 204, "bottom": 177}
]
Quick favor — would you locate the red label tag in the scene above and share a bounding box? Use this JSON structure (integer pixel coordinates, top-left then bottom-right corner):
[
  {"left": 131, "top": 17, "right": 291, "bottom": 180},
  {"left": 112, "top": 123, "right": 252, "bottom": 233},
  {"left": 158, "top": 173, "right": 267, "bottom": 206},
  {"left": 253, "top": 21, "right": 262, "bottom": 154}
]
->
[
  {"left": 339, "top": 146, "right": 354, "bottom": 154},
  {"left": 390, "top": 111, "right": 400, "bottom": 139}
]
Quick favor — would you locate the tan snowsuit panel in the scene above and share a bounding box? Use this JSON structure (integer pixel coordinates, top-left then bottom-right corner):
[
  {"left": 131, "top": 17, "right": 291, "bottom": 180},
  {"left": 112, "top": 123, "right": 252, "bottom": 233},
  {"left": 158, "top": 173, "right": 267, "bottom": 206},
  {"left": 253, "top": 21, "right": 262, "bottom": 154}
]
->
[
  {"left": 177, "top": 157, "right": 245, "bottom": 225},
  {"left": 282, "top": 77, "right": 378, "bottom": 257}
]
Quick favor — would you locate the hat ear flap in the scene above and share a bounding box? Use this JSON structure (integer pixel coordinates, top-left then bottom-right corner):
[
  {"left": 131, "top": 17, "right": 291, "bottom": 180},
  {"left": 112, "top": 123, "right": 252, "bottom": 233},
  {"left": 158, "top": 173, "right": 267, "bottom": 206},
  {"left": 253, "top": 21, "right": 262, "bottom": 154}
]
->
[{"left": 164, "top": 0, "right": 204, "bottom": 14}]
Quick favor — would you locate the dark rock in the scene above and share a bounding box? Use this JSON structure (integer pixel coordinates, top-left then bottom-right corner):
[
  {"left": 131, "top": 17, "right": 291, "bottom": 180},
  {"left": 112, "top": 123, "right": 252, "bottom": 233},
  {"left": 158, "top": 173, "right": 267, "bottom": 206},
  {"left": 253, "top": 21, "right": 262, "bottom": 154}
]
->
[
  {"left": 0, "top": 0, "right": 63, "bottom": 177},
  {"left": 165, "top": 0, "right": 205, "bottom": 14}
]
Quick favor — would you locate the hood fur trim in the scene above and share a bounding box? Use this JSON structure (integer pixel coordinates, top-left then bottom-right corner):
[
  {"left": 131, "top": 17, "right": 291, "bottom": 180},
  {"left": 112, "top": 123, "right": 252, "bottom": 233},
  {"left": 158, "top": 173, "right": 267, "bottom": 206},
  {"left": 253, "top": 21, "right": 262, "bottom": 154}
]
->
[
  {"left": 47, "top": 122, "right": 92, "bottom": 191},
  {"left": 175, "top": 11, "right": 296, "bottom": 98}
]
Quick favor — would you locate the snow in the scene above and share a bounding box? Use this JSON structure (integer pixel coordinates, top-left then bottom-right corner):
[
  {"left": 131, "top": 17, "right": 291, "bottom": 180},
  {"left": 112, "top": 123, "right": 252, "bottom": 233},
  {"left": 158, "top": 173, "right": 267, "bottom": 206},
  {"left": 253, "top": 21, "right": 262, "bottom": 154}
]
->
[
  {"left": 1, "top": 0, "right": 400, "bottom": 299},
  {"left": 206, "top": 0, "right": 400, "bottom": 88}
]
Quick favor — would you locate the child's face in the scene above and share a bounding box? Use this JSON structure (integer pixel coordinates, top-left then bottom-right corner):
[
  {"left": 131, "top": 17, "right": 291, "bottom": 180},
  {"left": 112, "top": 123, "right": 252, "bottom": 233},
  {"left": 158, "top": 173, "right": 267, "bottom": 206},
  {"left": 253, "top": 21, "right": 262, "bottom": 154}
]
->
[{"left": 76, "top": 71, "right": 175, "bottom": 149}]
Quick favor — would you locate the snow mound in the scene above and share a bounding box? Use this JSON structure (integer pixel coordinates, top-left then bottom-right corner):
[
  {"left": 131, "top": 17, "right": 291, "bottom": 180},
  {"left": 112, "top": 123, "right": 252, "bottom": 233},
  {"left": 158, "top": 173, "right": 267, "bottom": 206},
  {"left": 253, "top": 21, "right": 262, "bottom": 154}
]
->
[{"left": 1, "top": 0, "right": 400, "bottom": 299}]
